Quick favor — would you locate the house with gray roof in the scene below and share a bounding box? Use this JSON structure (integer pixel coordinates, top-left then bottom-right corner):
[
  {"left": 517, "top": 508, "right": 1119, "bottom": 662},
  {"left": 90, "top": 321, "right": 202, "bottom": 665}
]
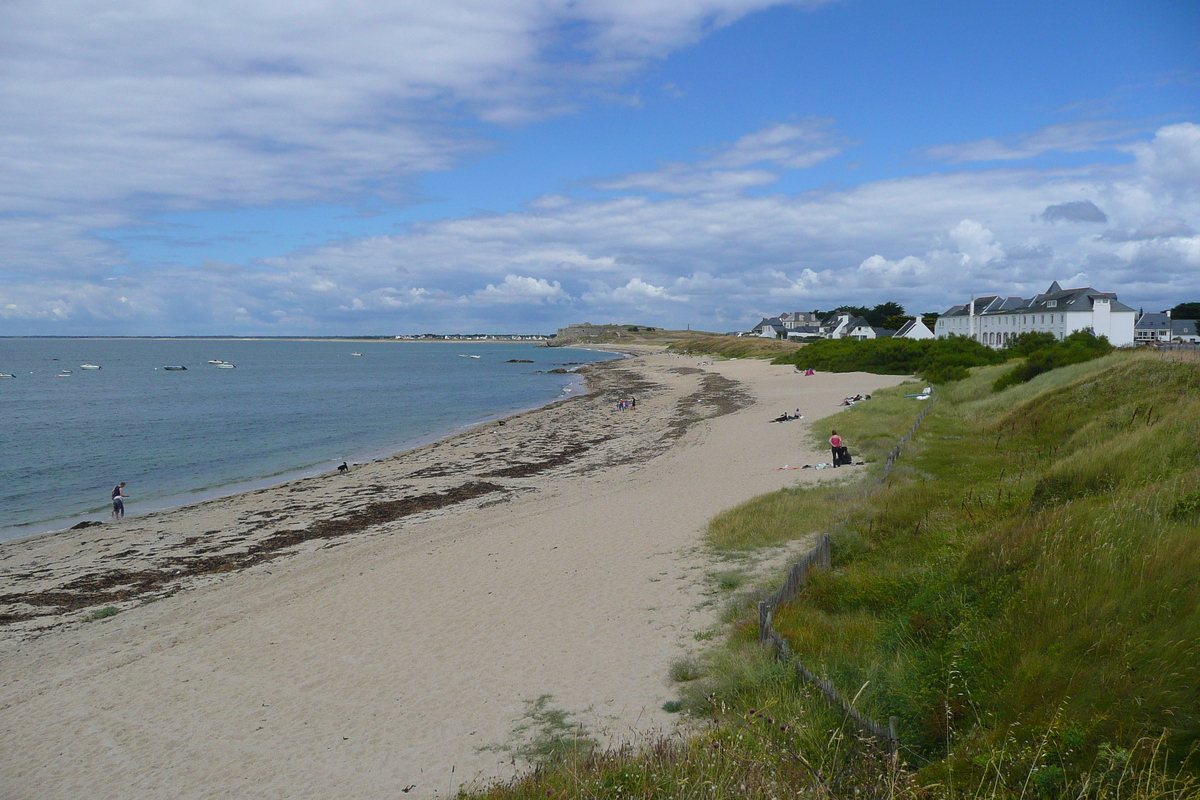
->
[
  {"left": 751, "top": 317, "right": 788, "bottom": 339},
  {"left": 895, "top": 318, "right": 935, "bottom": 340},
  {"left": 934, "top": 281, "right": 1136, "bottom": 347},
  {"left": 1134, "top": 312, "right": 1172, "bottom": 343}
]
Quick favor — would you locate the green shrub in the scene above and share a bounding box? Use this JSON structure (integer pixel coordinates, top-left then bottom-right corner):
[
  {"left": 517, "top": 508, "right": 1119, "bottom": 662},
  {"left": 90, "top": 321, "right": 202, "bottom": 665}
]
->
[
  {"left": 993, "top": 330, "right": 1113, "bottom": 391},
  {"left": 772, "top": 335, "right": 1004, "bottom": 384}
]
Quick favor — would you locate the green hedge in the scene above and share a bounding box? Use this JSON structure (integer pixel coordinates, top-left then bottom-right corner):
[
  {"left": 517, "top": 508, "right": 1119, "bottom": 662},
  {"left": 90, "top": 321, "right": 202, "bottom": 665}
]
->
[{"left": 771, "top": 335, "right": 1004, "bottom": 384}]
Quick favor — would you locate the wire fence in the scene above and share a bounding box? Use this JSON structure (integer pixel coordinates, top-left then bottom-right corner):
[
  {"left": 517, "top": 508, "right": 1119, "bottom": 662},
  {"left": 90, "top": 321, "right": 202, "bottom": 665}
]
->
[{"left": 758, "top": 391, "right": 936, "bottom": 753}]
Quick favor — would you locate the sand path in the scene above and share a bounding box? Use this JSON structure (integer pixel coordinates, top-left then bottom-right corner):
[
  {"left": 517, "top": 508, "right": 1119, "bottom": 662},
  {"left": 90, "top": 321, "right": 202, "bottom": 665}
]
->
[{"left": 0, "top": 351, "right": 909, "bottom": 799}]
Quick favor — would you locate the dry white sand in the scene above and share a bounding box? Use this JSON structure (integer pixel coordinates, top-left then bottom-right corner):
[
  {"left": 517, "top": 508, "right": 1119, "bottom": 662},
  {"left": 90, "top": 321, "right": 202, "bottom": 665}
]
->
[{"left": 0, "top": 350, "right": 910, "bottom": 799}]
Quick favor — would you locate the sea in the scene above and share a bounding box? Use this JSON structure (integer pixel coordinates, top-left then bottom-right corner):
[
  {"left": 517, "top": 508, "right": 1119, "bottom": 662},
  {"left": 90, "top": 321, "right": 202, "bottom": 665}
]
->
[{"left": 0, "top": 338, "right": 618, "bottom": 542}]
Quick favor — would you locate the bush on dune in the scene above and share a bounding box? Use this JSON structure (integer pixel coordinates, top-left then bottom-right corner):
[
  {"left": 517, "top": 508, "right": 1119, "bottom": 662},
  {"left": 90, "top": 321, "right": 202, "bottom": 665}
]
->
[
  {"left": 771, "top": 335, "right": 1004, "bottom": 384},
  {"left": 993, "top": 330, "right": 1114, "bottom": 391}
]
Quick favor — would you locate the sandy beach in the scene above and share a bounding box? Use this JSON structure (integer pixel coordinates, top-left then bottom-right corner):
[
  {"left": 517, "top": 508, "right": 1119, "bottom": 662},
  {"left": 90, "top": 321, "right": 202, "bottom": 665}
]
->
[{"left": 0, "top": 349, "right": 910, "bottom": 799}]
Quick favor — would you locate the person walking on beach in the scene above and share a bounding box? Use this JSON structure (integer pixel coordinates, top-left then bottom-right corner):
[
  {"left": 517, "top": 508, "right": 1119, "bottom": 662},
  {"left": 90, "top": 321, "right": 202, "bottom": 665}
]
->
[{"left": 111, "top": 482, "right": 128, "bottom": 519}]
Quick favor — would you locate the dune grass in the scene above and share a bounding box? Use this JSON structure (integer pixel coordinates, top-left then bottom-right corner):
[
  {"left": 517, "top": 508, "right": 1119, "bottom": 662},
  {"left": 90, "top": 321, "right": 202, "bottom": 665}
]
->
[{"left": 760, "top": 351, "right": 1200, "bottom": 787}]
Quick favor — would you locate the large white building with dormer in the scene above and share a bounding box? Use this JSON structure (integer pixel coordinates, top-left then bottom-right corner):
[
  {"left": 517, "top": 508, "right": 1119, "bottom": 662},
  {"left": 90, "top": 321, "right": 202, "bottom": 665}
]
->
[{"left": 934, "top": 281, "right": 1136, "bottom": 348}]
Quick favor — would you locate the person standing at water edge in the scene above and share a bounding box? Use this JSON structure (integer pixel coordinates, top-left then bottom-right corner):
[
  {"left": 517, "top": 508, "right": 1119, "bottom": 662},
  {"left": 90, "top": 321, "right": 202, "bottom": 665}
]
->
[{"left": 111, "top": 482, "right": 128, "bottom": 519}]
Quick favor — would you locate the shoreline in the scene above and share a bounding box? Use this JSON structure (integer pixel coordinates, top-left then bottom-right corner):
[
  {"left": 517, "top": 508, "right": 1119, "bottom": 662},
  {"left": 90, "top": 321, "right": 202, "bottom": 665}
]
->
[
  {"left": 0, "top": 357, "right": 609, "bottom": 545},
  {"left": 0, "top": 351, "right": 912, "bottom": 799}
]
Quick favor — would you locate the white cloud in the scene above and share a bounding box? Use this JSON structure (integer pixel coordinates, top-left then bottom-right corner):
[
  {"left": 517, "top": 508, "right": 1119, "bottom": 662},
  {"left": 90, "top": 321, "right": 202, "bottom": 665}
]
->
[
  {"left": 3, "top": 120, "right": 1200, "bottom": 333},
  {"left": 1, "top": 0, "right": 834, "bottom": 269},
  {"left": 948, "top": 219, "right": 1004, "bottom": 266},
  {"left": 473, "top": 274, "right": 570, "bottom": 304},
  {"left": 593, "top": 118, "right": 847, "bottom": 195},
  {"left": 926, "top": 120, "right": 1142, "bottom": 163}
]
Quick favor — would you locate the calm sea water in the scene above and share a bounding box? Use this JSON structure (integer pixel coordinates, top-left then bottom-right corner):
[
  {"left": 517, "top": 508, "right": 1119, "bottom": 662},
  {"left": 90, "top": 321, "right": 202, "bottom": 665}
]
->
[{"left": 0, "top": 339, "right": 616, "bottom": 541}]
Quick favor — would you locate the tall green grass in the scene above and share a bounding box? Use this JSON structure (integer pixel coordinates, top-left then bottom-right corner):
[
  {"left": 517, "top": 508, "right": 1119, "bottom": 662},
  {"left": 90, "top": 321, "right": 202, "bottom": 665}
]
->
[{"left": 762, "top": 351, "right": 1200, "bottom": 787}]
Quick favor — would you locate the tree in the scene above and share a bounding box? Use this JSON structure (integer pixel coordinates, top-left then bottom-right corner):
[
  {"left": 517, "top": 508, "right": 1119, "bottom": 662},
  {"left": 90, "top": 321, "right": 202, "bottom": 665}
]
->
[
  {"left": 882, "top": 315, "right": 912, "bottom": 331},
  {"left": 921, "top": 313, "right": 939, "bottom": 331},
  {"left": 1169, "top": 302, "right": 1200, "bottom": 320},
  {"left": 869, "top": 301, "right": 905, "bottom": 327}
]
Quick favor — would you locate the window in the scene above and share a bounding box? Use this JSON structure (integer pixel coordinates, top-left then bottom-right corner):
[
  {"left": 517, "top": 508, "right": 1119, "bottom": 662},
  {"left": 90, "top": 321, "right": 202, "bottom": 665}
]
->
[{"left": 1047, "top": 300, "right": 1057, "bottom": 308}]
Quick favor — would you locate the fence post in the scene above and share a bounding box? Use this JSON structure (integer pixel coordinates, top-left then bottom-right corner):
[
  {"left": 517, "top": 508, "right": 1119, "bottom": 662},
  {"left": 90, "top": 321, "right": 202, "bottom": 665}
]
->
[{"left": 757, "top": 600, "right": 768, "bottom": 643}]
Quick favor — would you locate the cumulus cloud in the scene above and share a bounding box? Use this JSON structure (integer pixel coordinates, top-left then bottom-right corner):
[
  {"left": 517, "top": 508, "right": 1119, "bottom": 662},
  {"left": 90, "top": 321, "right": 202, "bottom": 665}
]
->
[
  {"left": 473, "top": 274, "right": 570, "bottom": 304},
  {"left": 1041, "top": 200, "right": 1108, "bottom": 224}
]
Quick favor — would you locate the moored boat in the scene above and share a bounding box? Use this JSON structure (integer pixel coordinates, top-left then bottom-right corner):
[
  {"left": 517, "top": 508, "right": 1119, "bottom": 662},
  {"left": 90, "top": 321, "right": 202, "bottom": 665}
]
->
[
  {"left": 216, "top": 363, "right": 236, "bottom": 369},
  {"left": 350, "top": 352, "right": 363, "bottom": 357},
  {"left": 0, "top": 373, "right": 15, "bottom": 379},
  {"left": 80, "top": 364, "right": 101, "bottom": 370},
  {"left": 163, "top": 365, "right": 188, "bottom": 371},
  {"left": 207, "top": 360, "right": 226, "bottom": 364}
]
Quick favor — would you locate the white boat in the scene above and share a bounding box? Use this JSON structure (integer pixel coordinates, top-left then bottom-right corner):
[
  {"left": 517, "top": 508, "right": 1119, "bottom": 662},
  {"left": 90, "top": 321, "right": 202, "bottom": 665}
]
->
[
  {"left": 207, "top": 360, "right": 226, "bottom": 364},
  {"left": 351, "top": 352, "right": 363, "bottom": 357},
  {"left": 216, "top": 363, "right": 236, "bottom": 369},
  {"left": 80, "top": 364, "right": 101, "bottom": 370},
  {"left": 162, "top": 365, "right": 187, "bottom": 371},
  {"left": 0, "top": 373, "right": 14, "bottom": 379},
  {"left": 458, "top": 354, "right": 481, "bottom": 359}
]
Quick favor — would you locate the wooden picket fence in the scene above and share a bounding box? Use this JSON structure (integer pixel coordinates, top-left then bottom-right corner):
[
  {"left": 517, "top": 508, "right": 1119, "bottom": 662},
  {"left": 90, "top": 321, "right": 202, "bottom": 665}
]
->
[{"left": 757, "top": 391, "right": 936, "bottom": 753}]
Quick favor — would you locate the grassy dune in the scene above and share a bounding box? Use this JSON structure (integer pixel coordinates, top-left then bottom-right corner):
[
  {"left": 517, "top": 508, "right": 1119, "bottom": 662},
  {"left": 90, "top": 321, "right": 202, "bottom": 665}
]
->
[
  {"left": 666, "top": 335, "right": 803, "bottom": 360},
  {"left": 462, "top": 351, "right": 1200, "bottom": 799}
]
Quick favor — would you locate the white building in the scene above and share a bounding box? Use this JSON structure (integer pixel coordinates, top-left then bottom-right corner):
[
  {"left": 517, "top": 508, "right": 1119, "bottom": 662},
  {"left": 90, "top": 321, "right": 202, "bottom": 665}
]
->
[
  {"left": 1135, "top": 313, "right": 1199, "bottom": 344},
  {"left": 894, "top": 318, "right": 935, "bottom": 340},
  {"left": 935, "top": 281, "right": 1136, "bottom": 348}
]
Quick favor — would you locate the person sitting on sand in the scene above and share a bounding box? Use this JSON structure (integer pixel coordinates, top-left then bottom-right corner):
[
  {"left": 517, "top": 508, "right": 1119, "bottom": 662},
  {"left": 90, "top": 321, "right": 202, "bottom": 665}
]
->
[{"left": 111, "top": 482, "right": 128, "bottom": 519}]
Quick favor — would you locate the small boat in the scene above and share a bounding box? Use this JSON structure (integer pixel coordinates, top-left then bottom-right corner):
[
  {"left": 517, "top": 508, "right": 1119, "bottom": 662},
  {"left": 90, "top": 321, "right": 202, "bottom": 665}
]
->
[
  {"left": 163, "top": 365, "right": 187, "bottom": 371},
  {"left": 57, "top": 369, "right": 72, "bottom": 377},
  {"left": 80, "top": 364, "right": 101, "bottom": 370},
  {"left": 458, "top": 354, "right": 481, "bottom": 359},
  {"left": 207, "top": 360, "right": 226, "bottom": 365},
  {"left": 216, "top": 363, "right": 236, "bottom": 369},
  {"left": 350, "top": 352, "right": 363, "bottom": 357},
  {"left": 0, "top": 373, "right": 15, "bottom": 379}
]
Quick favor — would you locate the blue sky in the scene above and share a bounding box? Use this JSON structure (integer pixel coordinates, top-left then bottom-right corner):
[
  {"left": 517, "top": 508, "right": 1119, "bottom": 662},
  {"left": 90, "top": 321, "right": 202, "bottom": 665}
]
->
[{"left": 2, "top": 0, "right": 1198, "bottom": 334}]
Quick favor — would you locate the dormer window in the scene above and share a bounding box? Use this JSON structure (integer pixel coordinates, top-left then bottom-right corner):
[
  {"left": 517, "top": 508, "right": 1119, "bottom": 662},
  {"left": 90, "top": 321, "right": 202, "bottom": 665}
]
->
[{"left": 1046, "top": 300, "right": 1057, "bottom": 308}]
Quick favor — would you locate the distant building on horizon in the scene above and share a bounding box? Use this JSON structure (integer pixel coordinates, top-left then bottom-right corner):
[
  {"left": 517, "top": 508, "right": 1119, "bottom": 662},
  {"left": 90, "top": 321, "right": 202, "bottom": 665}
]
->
[{"left": 935, "top": 281, "right": 1136, "bottom": 348}]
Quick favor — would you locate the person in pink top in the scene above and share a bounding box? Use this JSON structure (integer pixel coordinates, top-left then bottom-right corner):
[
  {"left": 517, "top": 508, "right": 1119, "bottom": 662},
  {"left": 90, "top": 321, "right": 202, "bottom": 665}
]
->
[{"left": 829, "top": 430, "right": 844, "bottom": 466}]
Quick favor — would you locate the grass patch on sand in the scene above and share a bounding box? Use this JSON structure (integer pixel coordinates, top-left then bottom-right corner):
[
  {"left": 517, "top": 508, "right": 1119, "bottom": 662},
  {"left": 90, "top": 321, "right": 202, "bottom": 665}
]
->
[{"left": 84, "top": 606, "right": 120, "bottom": 622}]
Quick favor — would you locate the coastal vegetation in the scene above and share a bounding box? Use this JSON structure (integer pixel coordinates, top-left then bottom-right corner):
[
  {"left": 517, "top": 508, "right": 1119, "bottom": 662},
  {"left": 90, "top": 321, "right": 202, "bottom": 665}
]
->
[
  {"left": 667, "top": 335, "right": 802, "bottom": 360},
  {"left": 992, "top": 330, "right": 1114, "bottom": 390},
  {"left": 770, "top": 335, "right": 1004, "bottom": 383},
  {"left": 461, "top": 350, "right": 1200, "bottom": 799}
]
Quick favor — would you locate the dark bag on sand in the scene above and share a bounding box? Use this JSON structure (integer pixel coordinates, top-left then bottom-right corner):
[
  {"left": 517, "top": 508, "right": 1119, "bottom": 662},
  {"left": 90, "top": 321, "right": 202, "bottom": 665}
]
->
[{"left": 834, "top": 446, "right": 852, "bottom": 466}]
